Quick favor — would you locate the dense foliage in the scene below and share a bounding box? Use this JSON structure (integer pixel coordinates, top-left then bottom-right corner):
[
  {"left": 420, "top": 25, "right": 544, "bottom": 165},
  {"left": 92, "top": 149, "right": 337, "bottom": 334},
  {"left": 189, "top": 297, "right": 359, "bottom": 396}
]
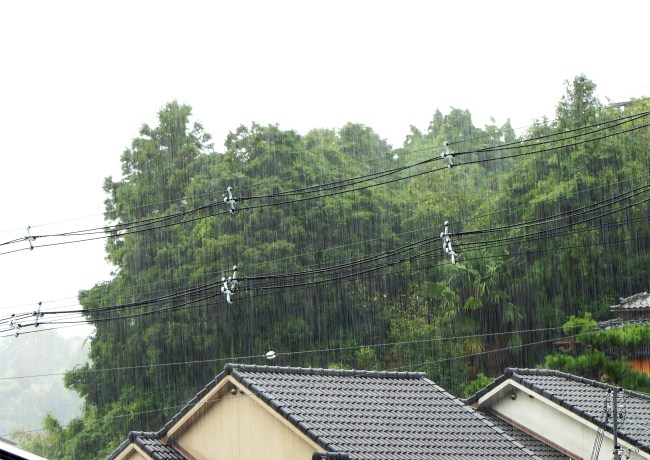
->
[
  {"left": 18, "top": 77, "right": 650, "bottom": 458},
  {"left": 545, "top": 313, "right": 650, "bottom": 391}
]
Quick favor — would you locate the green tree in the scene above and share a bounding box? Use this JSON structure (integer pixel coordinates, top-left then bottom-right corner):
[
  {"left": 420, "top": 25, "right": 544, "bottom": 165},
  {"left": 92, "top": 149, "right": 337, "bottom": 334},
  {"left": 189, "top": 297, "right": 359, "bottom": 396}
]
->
[
  {"left": 490, "top": 75, "right": 650, "bottom": 340},
  {"left": 545, "top": 349, "right": 650, "bottom": 392},
  {"left": 462, "top": 373, "right": 494, "bottom": 398},
  {"left": 433, "top": 254, "right": 523, "bottom": 376},
  {"left": 52, "top": 113, "right": 405, "bottom": 456},
  {"left": 23, "top": 76, "right": 650, "bottom": 456}
]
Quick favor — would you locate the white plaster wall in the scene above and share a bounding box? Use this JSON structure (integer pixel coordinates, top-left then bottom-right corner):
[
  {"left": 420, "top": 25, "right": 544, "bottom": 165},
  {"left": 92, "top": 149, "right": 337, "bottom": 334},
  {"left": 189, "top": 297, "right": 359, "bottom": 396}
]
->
[{"left": 490, "top": 387, "right": 647, "bottom": 460}]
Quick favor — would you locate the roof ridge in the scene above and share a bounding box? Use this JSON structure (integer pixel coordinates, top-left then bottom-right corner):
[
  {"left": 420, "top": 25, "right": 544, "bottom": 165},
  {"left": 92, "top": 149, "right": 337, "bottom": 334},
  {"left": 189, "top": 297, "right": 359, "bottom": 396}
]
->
[
  {"left": 110, "top": 364, "right": 582, "bottom": 459},
  {"left": 507, "top": 368, "right": 625, "bottom": 392},
  {"left": 489, "top": 368, "right": 650, "bottom": 412},
  {"left": 224, "top": 363, "right": 427, "bottom": 379},
  {"left": 158, "top": 370, "right": 227, "bottom": 437},
  {"left": 229, "top": 363, "right": 543, "bottom": 458},
  {"left": 527, "top": 368, "right": 650, "bottom": 402},
  {"left": 108, "top": 431, "right": 182, "bottom": 460},
  {"left": 465, "top": 366, "right": 650, "bottom": 406},
  {"left": 621, "top": 291, "right": 649, "bottom": 303},
  {"left": 128, "top": 431, "right": 159, "bottom": 443},
  {"left": 611, "top": 291, "right": 650, "bottom": 309}
]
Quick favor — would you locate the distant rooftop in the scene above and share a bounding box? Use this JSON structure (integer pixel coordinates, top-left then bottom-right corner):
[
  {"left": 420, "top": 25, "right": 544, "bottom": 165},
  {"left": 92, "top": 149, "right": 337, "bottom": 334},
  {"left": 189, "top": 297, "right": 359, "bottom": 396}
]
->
[{"left": 611, "top": 292, "right": 650, "bottom": 311}]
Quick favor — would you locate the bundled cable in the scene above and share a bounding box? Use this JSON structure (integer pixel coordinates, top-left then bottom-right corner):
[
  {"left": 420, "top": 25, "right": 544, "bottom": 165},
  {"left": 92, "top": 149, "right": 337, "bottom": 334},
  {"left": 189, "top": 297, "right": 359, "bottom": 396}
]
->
[{"left": 1, "top": 109, "right": 647, "bottom": 256}]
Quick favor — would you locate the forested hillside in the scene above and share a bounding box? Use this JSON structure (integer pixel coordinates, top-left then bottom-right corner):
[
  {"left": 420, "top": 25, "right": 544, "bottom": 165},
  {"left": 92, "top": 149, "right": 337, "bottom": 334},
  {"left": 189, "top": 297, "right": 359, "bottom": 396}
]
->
[{"left": 17, "top": 76, "right": 650, "bottom": 458}]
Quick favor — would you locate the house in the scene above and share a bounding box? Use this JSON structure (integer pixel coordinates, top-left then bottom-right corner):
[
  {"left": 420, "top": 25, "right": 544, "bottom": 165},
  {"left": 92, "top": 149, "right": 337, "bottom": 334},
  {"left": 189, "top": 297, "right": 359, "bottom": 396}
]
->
[
  {"left": 609, "top": 292, "right": 650, "bottom": 374},
  {"left": 553, "top": 292, "right": 650, "bottom": 375},
  {"left": 108, "top": 363, "right": 564, "bottom": 460},
  {"left": 465, "top": 368, "right": 650, "bottom": 460},
  {"left": 610, "top": 292, "right": 650, "bottom": 320},
  {"left": 0, "top": 437, "right": 47, "bottom": 460}
]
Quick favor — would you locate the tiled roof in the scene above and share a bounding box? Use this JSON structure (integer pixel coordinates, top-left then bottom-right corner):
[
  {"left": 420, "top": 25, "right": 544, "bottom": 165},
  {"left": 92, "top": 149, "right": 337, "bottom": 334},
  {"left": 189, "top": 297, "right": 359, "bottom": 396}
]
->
[
  {"left": 226, "top": 364, "right": 542, "bottom": 459},
  {"left": 109, "top": 364, "right": 561, "bottom": 460},
  {"left": 611, "top": 292, "right": 650, "bottom": 310},
  {"left": 466, "top": 368, "right": 650, "bottom": 454},
  {"left": 134, "top": 435, "right": 185, "bottom": 460},
  {"left": 107, "top": 431, "right": 185, "bottom": 460}
]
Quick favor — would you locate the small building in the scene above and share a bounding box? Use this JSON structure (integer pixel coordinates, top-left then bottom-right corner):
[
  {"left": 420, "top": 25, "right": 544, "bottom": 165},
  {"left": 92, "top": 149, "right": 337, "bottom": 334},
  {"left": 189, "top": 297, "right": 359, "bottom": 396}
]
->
[
  {"left": 610, "top": 292, "right": 650, "bottom": 320},
  {"left": 466, "top": 368, "right": 650, "bottom": 460},
  {"left": 609, "top": 292, "right": 650, "bottom": 374},
  {"left": 108, "top": 363, "right": 562, "bottom": 460}
]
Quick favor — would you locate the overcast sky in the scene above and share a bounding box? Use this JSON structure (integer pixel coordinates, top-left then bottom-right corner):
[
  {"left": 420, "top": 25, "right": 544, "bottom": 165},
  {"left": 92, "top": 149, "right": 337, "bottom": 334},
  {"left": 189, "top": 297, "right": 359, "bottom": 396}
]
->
[{"left": 0, "top": 1, "right": 648, "bottom": 340}]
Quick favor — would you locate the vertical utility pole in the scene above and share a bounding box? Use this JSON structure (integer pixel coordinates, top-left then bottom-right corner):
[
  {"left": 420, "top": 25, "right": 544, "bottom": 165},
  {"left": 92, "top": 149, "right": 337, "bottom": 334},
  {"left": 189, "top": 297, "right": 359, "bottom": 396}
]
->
[{"left": 612, "top": 387, "right": 621, "bottom": 460}]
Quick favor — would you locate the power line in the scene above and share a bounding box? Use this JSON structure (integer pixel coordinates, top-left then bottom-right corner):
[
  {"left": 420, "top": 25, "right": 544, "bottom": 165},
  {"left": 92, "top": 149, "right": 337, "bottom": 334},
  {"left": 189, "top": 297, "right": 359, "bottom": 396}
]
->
[
  {"left": 0, "top": 325, "right": 569, "bottom": 381},
  {"left": 1, "top": 109, "right": 646, "bottom": 256},
  {"left": 3, "top": 189, "right": 647, "bottom": 335},
  {"left": 3, "top": 319, "right": 634, "bottom": 439},
  {"left": 453, "top": 183, "right": 650, "bottom": 238},
  {"left": 3, "top": 172, "right": 646, "bottom": 317},
  {"left": 1, "top": 112, "right": 648, "bottom": 337},
  {"left": 5, "top": 229, "right": 648, "bottom": 337},
  {"left": 3, "top": 98, "right": 647, "bottom": 244},
  {"left": 391, "top": 326, "right": 614, "bottom": 372}
]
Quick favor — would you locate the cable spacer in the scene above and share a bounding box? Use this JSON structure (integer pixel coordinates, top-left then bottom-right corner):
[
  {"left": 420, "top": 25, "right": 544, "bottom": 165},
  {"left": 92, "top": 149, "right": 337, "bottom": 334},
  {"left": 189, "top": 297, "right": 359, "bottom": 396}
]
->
[
  {"left": 221, "top": 277, "right": 233, "bottom": 304},
  {"left": 223, "top": 186, "right": 237, "bottom": 213},
  {"left": 34, "top": 301, "right": 43, "bottom": 327},
  {"left": 228, "top": 266, "right": 238, "bottom": 291},
  {"left": 441, "top": 141, "right": 453, "bottom": 168},
  {"left": 25, "top": 226, "right": 36, "bottom": 250},
  {"left": 10, "top": 314, "right": 20, "bottom": 337},
  {"left": 440, "top": 220, "right": 458, "bottom": 264}
]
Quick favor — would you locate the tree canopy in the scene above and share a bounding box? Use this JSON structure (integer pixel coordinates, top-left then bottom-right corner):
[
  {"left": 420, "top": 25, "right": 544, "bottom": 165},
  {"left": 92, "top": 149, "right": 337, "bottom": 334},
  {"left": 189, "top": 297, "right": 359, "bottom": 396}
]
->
[{"left": 16, "top": 76, "right": 650, "bottom": 458}]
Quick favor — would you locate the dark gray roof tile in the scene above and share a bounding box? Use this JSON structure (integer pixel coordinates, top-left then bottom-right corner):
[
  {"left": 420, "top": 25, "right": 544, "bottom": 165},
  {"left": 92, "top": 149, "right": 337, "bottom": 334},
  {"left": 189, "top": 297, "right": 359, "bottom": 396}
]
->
[
  {"left": 467, "top": 368, "right": 650, "bottom": 454},
  {"left": 136, "top": 436, "right": 185, "bottom": 460},
  {"left": 110, "top": 365, "right": 556, "bottom": 459},
  {"left": 228, "top": 364, "right": 539, "bottom": 459},
  {"left": 107, "top": 431, "right": 185, "bottom": 460}
]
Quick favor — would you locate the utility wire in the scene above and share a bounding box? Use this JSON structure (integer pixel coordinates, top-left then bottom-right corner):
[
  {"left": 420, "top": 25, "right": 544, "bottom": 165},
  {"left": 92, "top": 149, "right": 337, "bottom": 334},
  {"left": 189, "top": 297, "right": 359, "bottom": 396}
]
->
[
  {"left": 6, "top": 229, "right": 648, "bottom": 336},
  {"left": 1, "top": 110, "right": 646, "bottom": 256},
  {"left": 0, "top": 218, "right": 650, "bottom": 337},
  {"left": 391, "top": 326, "right": 612, "bottom": 372},
  {"left": 3, "top": 319, "right": 630, "bottom": 439},
  {"left": 3, "top": 99, "right": 646, "bottom": 241},
  {"left": 452, "top": 183, "right": 650, "bottom": 238},
  {"left": 3, "top": 188, "right": 647, "bottom": 331},
  {"left": 0, "top": 325, "right": 571, "bottom": 381},
  {"left": 3, "top": 172, "right": 646, "bottom": 316}
]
